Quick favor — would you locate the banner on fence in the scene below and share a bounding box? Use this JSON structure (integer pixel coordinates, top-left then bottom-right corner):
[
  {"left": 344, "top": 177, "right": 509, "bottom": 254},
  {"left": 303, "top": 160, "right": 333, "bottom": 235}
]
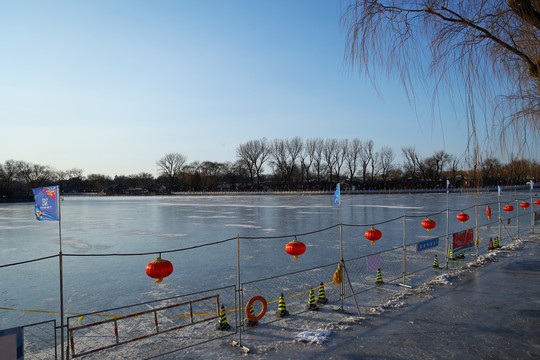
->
[
  {"left": 416, "top": 237, "right": 439, "bottom": 252},
  {"left": 453, "top": 230, "right": 474, "bottom": 256},
  {"left": 0, "top": 326, "right": 23, "bottom": 360},
  {"left": 535, "top": 211, "right": 540, "bottom": 226},
  {"left": 366, "top": 253, "right": 381, "bottom": 271}
]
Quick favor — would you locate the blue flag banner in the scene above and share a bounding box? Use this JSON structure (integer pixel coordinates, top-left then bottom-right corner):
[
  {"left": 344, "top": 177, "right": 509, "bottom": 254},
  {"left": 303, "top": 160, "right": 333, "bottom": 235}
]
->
[
  {"left": 32, "top": 186, "right": 60, "bottom": 221},
  {"left": 333, "top": 183, "right": 340, "bottom": 206},
  {"left": 446, "top": 180, "right": 450, "bottom": 193},
  {"left": 498, "top": 185, "right": 501, "bottom": 196},
  {"left": 531, "top": 180, "right": 535, "bottom": 190}
]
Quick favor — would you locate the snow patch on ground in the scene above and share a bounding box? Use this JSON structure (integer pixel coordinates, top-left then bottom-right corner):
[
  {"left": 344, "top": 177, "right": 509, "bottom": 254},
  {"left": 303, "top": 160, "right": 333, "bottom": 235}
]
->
[
  {"left": 295, "top": 329, "right": 331, "bottom": 345},
  {"left": 325, "top": 316, "right": 364, "bottom": 331},
  {"left": 430, "top": 273, "right": 454, "bottom": 286},
  {"left": 369, "top": 294, "right": 407, "bottom": 313},
  {"left": 293, "top": 317, "right": 363, "bottom": 345}
]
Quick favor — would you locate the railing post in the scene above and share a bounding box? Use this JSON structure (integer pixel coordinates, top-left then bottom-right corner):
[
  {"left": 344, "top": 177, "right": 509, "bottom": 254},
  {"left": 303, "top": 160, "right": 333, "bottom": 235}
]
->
[
  {"left": 236, "top": 235, "right": 242, "bottom": 346},
  {"left": 153, "top": 310, "right": 159, "bottom": 333},
  {"left": 445, "top": 207, "right": 449, "bottom": 269},
  {"left": 114, "top": 320, "right": 119, "bottom": 345},
  {"left": 339, "top": 222, "right": 345, "bottom": 311},
  {"left": 475, "top": 200, "right": 479, "bottom": 256},
  {"left": 498, "top": 193, "right": 502, "bottom": 246},
  {"left": 531, "top": 187, "right": 535, "bottom": 233},
  {"left": 402, "top": 214, "right": 406, "bottom": 285},
  {"left": 516, "top": 198, "right": 520, "bottom": 239}
]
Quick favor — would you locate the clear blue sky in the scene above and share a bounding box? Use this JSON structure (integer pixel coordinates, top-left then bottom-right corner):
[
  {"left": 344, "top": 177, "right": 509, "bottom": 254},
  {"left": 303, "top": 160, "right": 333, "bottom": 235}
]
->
[{"left": 1, "top": 1, "right": 482, "bottom": 177}]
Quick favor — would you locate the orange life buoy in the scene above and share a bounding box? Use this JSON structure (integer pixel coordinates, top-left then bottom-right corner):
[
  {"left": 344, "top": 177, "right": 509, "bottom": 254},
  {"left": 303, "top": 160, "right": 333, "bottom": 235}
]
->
[{"left": 245, "top": 296, "right": 267, "bottom": 322}]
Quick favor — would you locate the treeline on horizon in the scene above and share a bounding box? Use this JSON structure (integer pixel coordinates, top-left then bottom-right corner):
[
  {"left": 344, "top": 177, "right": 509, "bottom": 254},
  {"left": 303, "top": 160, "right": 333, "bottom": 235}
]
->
[{"left": 1, "top": 137, "right": 539, "bottom": 198}]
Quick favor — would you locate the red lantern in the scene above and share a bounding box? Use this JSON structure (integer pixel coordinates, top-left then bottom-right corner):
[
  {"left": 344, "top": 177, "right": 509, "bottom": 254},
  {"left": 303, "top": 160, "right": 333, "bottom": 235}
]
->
[
  {"left": 456, "top": 212, "right": 470, "bottom": 223},
  {"left": 421, "top": 218, "right": 436, "bottom": 232},
  {"left": 503, "top": 205, "right": 514, "bottom": 213},
  {"left": 365, "top": 227, "right": 382, "bottom": 245},
  {"left": 534, "top": 199, "right": 540, "bottom": 206},
  {"left": 285, "top": 238, "right": 306, "bottom": 261},
  {"left": 486, "top": 206, "right": 491, "bottom": 220},
  {"left": 520, "top": 202, "right": 530, "bottom": 209},
  {"left": 146, "top": 257, "right": 173, "bottom": 283}
]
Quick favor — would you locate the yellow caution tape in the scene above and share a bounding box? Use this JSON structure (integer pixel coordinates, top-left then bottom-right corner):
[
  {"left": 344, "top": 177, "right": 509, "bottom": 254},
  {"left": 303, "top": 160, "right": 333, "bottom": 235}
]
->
[{"left": 1, "top": 281, "right": 336, "bottom": 320}]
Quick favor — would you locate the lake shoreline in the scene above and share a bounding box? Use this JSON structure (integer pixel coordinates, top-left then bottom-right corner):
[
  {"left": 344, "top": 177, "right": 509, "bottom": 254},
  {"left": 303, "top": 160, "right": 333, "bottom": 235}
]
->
[{"left": 59, "top": 188, "right": 499, "bottom": 197}]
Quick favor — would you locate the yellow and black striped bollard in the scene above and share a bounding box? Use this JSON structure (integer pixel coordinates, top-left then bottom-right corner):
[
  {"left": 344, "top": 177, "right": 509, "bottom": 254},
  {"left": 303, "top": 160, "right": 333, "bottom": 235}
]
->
[
  {"left": 433, "top": 254, "right": 440, "bottom": 268},
  {"left": 306, "top": 289, "right": 319, "bottom": 311},
  {"left": 245, "top": 305, "right": 258, "bottom": 327},
  {"left": 376, "top": 268, "right": 384, "bottom": 284},
  {"left": 317, "top": 282, "right": 328, "bottom": 304},
  {"left": 216, "top": 305, "right": 231, "bottom": 330},
  {"left": 276, "top": 293, "right": 289, "bottom": 317}
]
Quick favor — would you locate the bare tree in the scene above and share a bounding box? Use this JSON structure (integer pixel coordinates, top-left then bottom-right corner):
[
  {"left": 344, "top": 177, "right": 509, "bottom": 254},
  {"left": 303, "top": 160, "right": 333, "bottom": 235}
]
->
[
  {"left": 17, "top": 162, "right": 53, "bottom": 196},
  {"left": 322, "top": 139, "right": 338, "bottom": 183},
  {"left": 180, "top": 161, "right": 201, "bottom": 190},
  {"left": 358, "top": 140, "right": 374, "bottom": 182},
  {"left": 199, "top": 161, "right": 225, "bottom": 189},
  {"left": 480, "top": 156, "right": 502, "bottom": 185},
  {"left": 333, "top": 139, "right": 349, "bottom": 183},
  {"left": 448, "top": 155, "right": 461, "bottom": 184},
  {"left": 270, "top": 139, "right": 288, "bottom": 183},
  {"left": 401, "top": 146, "right": 418, "bottom": 180},
  {"left": 285, "top": 137, "right": 303, "bottom": 185},
  {"left": 424, "top": 150, "right": 451, "bottom": 180},
  {"left": 342, "top": 1, "right": 540, "bottom": 157},
  {"left": 415, "top": 153, "right": 427, "bottom": 182},
  {"left": 311, "top": 138, "right": 325, "bottom": 182},
  {"left": 236, "top": 138, "right": 270, "bottom": 189},
  {"left": 270, "top": 137, "right": 304, "bottom": 187},
  {"left": 379, "top": 146, "right": 395, "bottom": 180},
  {"left": 301, "top": 138, "right": 318, "bottom": 184},
  {"left": 370, "top": 150, "right": 379, "bottom": 181},
  {"left": 0, "top": 160, "right": 20, "bottom": 195},
  {"left": 156, "top": 153, "right": 187, "bottom": 190},
  {"left": 86, "top": 174, "right": 112, "bottom": 192},
  {"left": 346, "top": 138, "right": 361, "bottom": 180}
]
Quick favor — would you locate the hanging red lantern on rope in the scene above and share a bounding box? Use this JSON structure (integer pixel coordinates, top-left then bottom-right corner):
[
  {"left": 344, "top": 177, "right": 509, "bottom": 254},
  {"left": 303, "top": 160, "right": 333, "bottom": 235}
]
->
[
  {"left": 365, "top": 227, "right": 382, "bottom": 245},
  {"left": 456, "top": 212, "right": 470, "bottom": 223},
  {"left": 146, "top": 257, "right": 174, "bottom": 283},
  {"left": 520, "top": 202, "right": 530, "bottom": 209},
  {"left": 285, "top": 237, "right": 306, "bottom": 261},
  {"left": 534, "top": 199, "right": 540, "bottom": 206},
  {"left": 486, "top": 206, "right": 492, "bottom": 220},
  {"left": 421, "top": 218, "right": 436, "bottom": 232},
  {"left": 503, "top": 205, "right": 514, "bottom": 213}
]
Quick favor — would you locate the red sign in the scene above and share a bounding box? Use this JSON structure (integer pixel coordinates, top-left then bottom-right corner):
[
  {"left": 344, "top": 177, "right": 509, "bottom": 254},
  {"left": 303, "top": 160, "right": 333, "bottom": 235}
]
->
[{"left": 453, "top": 229, "right": 474, "bottom": 256}]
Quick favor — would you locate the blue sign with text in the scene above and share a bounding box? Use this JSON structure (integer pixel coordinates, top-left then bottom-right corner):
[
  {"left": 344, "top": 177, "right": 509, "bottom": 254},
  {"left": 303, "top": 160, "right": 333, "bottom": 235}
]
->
[{"left": 416, "top": 238, "right": 439, "bottom": 252}]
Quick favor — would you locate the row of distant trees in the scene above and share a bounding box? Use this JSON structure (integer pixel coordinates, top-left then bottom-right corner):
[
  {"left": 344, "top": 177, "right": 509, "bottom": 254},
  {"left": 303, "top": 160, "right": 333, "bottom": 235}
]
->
[{"left": 1, "top": 137, "right": 539, "bottom": 198}]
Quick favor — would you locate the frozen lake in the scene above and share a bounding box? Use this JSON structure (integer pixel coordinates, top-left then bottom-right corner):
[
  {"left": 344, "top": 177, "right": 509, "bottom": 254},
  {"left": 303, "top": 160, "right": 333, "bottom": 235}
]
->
[{"left": 0, "top": 191, "right": 536, "bottom": 340}]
